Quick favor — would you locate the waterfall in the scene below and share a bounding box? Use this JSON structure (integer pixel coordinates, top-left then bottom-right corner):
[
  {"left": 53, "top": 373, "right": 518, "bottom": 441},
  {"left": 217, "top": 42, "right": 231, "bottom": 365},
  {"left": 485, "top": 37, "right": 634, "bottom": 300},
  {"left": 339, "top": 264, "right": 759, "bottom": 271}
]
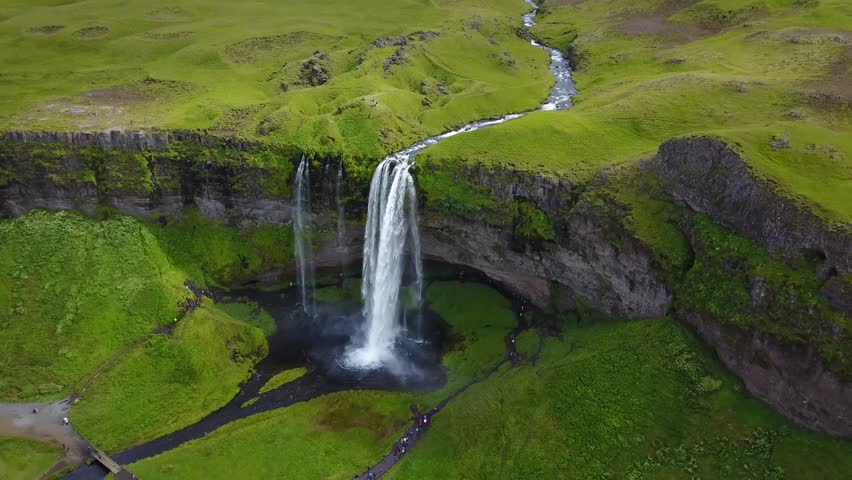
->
[
  {"left": 346, "top": 156, "right": 422, "bottom": 368},
  {"left": 293, "top": 155, "right": 315, "bottom": 314},
  {"left": 336, "top": 158, "right": 345, "bottom": 260},
  {"left": 341, "top": 0, "right": 575, "bottom": 369}
]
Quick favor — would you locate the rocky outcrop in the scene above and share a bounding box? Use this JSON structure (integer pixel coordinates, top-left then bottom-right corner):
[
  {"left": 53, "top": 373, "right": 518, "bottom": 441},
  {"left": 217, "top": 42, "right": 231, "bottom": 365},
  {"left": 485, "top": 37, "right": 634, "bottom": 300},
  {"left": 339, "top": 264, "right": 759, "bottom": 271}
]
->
[
  {"left": 683, "top": 311, "right": 852, "bottom": 437},
  {"left": 1, "top": 131, "right": 296, "bottom": 226},
  {"left": 652, "top": 136, "right": 852, "bottom": 272},
  {"left": 3, "top": 129, "right": 258, "bottom": 153},
  {"left": 373, "top": 31, "right": 439, "bottom": 48},
  {"left": 5, "top": 130, "right": 170, "bottom": 152},
  {"left": 652, "top": 135, "right": 852, "bottom": 437},
  {"left": 420, "top": 164, "right": 672, "bottom": 317}
]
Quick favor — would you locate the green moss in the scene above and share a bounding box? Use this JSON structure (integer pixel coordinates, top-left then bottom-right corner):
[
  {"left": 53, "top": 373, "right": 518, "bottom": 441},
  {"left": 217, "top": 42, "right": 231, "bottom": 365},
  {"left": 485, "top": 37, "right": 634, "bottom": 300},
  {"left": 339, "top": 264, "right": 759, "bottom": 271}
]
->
[
  {"left": 417, "top": 161, "right": 501, "bottom": 221},
  {"left": 314, "top": 278, "right": 363, "bottom": 305},
  {"left": 82, "top": 147, "right": 154, "bottom": 195},
  {"left": 588, "top": 165, "right": 693, "bottom": 275},
  {"left": 677, "top": 215, "right": 851, "bottom": 375},
  {"left": 426, "top": 281, "right": 516, "bottom": 397},
  {"left": 151, "top": 208, "right": 295, "bottom": 288},
  {"left": 157, "top": 141, "right": 298, "bottom": 200},
  {"left": 510, "top": 200, "right": 555, "bottom": 242},
  {"left": 515, "top": 328, "right": 541, "bottom": 358},
  {"left": 0, "top": 140, "right": 93, "bottom": 190}
]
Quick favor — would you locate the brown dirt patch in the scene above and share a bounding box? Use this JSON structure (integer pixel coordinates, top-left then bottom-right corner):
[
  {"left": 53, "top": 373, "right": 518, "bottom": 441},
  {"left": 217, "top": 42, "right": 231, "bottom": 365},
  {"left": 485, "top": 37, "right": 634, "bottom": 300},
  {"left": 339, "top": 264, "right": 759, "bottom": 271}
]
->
[
  {"left": 73, "top": 26, "right": 109, "bottom": 40},
  {"left": 225, "top": 31, "right": 338, "bottom": 63},
  {"left": 146, "top": 7, "right": 190, "bottom": 23},
  {"left": 141, "top": 31, "right": 192, "bottom": 40},
  {"left": 84, "top": 77, "right": 193, "bottom": 105},
  {"left": 616, "top": 0, "right": 713, "bottom": 44},
  {"left": 315, "top": 400, "right": 406, "bottom": 442},
  {"left": 27, "top": 25, "right": 64, "bottom": 35},
  {"left": 806, "top": 45, "right": 852, "bottom": 99},
  {"left": 746, "top": 27, "right": 850, "bottom": 46}
]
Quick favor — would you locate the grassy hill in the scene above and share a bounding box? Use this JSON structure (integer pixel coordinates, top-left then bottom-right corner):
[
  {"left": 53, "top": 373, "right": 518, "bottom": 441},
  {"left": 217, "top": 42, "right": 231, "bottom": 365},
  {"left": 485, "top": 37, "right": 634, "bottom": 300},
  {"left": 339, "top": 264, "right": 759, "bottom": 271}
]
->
[{"left": 0, "top": 0, "right": 555, "bottom": 158}]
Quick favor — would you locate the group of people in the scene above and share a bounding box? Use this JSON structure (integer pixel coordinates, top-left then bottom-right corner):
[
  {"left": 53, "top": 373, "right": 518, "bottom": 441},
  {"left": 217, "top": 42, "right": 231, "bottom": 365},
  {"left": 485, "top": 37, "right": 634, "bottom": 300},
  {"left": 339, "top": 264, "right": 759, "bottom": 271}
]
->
[
  {"left": 178, "top": 281, "right": 206, "bottom": 317},
  {"left": 507, "top": 333, "right": 521, "bottom": 364},
  {"left": 356, "top": 410, "right": 436, "bottom": 479}
]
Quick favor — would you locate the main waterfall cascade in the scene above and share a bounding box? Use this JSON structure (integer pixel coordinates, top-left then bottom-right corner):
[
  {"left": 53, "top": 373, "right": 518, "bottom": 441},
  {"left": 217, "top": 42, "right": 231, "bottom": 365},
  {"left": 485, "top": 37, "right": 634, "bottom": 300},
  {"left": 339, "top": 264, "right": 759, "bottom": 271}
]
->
[
  {"left": 341, "top": 0, "right": 573, "bottom": 370},
  {"left": 293, "top": 155, "right": 315, "bottom": 315},
  {"left": 344, "top": 157, "right": 423, "bottom": 369}
]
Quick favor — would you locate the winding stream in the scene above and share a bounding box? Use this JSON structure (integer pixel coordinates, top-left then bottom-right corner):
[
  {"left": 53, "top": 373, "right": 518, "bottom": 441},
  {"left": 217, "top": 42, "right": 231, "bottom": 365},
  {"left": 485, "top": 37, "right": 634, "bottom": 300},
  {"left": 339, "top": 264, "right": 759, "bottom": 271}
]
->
[{"left": 59, "top": 1, "right": 575, "bottom": 478}]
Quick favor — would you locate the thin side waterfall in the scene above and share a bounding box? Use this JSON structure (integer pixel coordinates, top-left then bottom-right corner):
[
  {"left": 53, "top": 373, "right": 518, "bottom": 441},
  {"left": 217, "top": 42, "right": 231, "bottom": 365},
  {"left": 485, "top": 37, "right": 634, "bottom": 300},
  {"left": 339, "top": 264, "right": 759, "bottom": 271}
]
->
[
  {"left": 345, "top": 157, "right": 421, "bottom": 368},
  {"left": 293, "top": 155, "right": 315, "bottom": 314},
  {"left": 407, "top": 178, "right": 424, "bottom": 340},
  {"left": 336, "top": 158, "right": 345, "bottom": 261}
]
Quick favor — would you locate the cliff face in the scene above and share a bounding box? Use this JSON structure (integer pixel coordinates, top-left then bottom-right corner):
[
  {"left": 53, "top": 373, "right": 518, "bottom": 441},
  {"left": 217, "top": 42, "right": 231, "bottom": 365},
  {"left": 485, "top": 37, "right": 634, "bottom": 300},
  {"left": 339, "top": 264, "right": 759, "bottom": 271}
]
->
[
  {"left": 419, "top": 164, "right": 671, "bottom": 317},
  {"left": 1, "top": 130, "right": 296, "bottom": 226},
  {"left": 684, "top": 311, "right": 852, "bottom": 436},
  {"left": 652, "top": 136, "right": 851, "bottom": 437},
  {"left": 653, "top": 136, "right": 852, "bottom": 274}
]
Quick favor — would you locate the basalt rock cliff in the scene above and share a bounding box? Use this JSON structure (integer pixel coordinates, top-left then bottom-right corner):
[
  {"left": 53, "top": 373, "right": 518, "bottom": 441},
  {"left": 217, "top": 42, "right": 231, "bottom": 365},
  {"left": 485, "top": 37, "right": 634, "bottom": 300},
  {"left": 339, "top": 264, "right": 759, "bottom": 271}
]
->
[{"left": 651, "top": 135, "right": 851, "bottom": 437}]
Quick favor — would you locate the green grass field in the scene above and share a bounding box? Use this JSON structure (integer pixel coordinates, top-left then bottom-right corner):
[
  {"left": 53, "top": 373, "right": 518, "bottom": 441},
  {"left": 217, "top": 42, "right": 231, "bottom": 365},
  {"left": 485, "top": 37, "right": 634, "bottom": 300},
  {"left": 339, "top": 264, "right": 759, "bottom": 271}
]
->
[
  {"left": 70, "top": 304, "right": 267, "bottom": 452},
  {"left": 0, "top": 211, "right": 188, "bottom": 401},
  {"left": 128, "top": 391, "right": 416, "bottom": 480},
  {"left": 0, "top": 209, "right": 288, "bottom": 403},
  {"left": 0, "top": 436, "right": 62, "bottom": 480},
  {"left": 388, "top": 316, "right": 852, "bottom": 479},
  {"left": 419, "top": 0, "right": 851, "bottom": 223},
  {"left": 425, "top": 281, "right": 517, "bottom": 396},
  {"left": 0, "top": 0, "right": 554, "bottom": 158}
]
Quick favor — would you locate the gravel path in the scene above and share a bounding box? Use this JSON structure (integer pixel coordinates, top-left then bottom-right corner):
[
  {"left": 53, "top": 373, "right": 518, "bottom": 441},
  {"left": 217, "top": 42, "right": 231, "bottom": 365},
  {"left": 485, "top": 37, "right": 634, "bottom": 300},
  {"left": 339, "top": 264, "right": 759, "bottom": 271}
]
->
[{"left": 0, "top": 397, "right": 90, "bottom": 478}]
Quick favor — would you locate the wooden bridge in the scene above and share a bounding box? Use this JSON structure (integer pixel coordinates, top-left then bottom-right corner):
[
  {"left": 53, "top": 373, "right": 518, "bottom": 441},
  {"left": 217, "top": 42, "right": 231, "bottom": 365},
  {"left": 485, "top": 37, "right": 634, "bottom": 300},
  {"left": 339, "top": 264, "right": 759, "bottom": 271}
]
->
[{"left": 90, "top": 447, "right": 137, "bottom": 479}]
